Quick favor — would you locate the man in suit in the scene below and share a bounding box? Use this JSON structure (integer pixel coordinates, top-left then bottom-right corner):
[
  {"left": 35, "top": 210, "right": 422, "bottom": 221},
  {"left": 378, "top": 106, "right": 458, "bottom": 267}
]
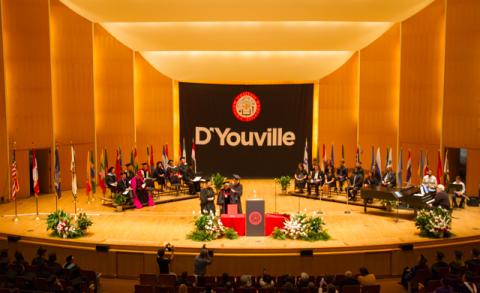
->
[
  {"left": 382, "top": 166, "right": 397, "bottom": 188},
  {"left": 336, "top": 160, "right": 348, "bottom": 192},
  {"left": 431, "top": 184, "right": 451, "bottom": 210},
  {"left": 307, "top": 164, "right": 323, "bottom": 196},
  {"left": 230, "top": 174, "right": 243, "bottom": 214},
  {"left": 347, "top": 164, "right": 364, "bottom": 200},
  {"left": 200, "top": 179, "right": 215, "bottom": 215}
]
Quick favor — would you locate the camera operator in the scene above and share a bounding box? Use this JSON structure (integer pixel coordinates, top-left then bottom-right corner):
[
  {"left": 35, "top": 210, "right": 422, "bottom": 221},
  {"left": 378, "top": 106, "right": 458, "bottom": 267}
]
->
[
  {"left": 157, "top": 243, "right": 175, "bottom": 274},
  {"left": 194, "top": 244, "right": 212, "bottom": 277}
]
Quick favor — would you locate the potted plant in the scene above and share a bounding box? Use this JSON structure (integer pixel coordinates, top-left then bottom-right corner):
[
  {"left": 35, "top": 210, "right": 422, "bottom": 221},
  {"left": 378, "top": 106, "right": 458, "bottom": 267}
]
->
[
  {"left": 113, "top": 193, "right": 127, "bottom": 212},
  {"left": 275, "top": 176, "right": 291, "bottom": 194},
  {"left": 380, "top": 199, "right": 396, "bottom": 211},
  {"left": 210, "top": 173, "right": 226, "bottom": 192}
]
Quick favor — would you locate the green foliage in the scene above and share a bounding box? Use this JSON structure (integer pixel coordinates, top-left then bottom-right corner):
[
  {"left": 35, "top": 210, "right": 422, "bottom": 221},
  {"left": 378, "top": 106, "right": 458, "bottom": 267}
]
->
[
  {"left": 272, "top": 227, "right": 286, "bottom": 240},
  {"left": 113, "top": 192, "right": 128, "bottom": 206},
  {"left": 187, "top": 230, "right": 214, "bottom": 242},
  {"left": 224, "top": 228, "right": 238, "bottom": 240},
  {"left": 210, "top": 173, "right": 226, "bottom": 191},
  {"left": 415, "top": 207, "right": 452, "bottom": 238},
  {"left": 380, "top": 199, "right": 396, "bottom": 211},
  {"left": 46, "top": 209, "right": 93, "bottom": 239},
  {"left": 273, "top": 212, "right": 330, "bottom": 242},
  {"left": 275, "top": 176, "right": 292, "bottom": 191}
]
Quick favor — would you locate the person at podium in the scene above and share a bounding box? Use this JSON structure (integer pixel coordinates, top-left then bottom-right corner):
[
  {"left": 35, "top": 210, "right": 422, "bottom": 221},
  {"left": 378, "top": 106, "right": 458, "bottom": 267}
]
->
[
  {"left": 230, "top": 174, "right": 243, "bottom": 213},
  {"left": 217, "top": 181, "right": 232, "bottom": 214},
  {"left": 200, "top": 179, "right": 215, "bottom": 215},
  {"left": 307, "top": 164, "right": 323, "bottom": 196},
  {"left": 294, "top": 163, "right": 307, "bottom": 193},
  {"left": 422, "top": 169, "right": 437, "bottom": 192},
  {"left": 336, "top": 160, "right": 348, "bottom": 192},
  {"left": 382, "top": 166, "right": 396, "bottom": 188}
]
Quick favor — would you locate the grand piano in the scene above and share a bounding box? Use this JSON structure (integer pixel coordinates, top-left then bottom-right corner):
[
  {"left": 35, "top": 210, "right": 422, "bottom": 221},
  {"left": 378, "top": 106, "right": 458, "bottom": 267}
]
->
[{"left": 361, "top": 186, "right": 435, "bottom": 213}]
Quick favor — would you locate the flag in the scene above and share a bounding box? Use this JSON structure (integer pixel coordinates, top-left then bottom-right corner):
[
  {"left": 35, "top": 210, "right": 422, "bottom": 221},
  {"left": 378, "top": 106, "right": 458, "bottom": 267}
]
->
[
  {"left": 406, "top": 150, "right": 412, "bottom": 185},
  {"left": 86, "top": 151, "right": 92, "bottom": 196},
  {"left": 115, "top": 149, "right": 121, "bottom": 181},
  {"left": 149, "top": 145, "right": 154, "bottom": 173},
  {"left": 423, "top": 151, "right": 429, "bottom": 176},
  {"left": 355, "top": 145, "right": 360, "bottom": 164},
  {"left": 118, "top": 147, "right": 123, "bottom": 169},
  {"left": 375, "top": 147, "right": 382, "bottom": 179},
  {"left": 54, "top": 147, "right": 61, "bottom": 198},
  {"left": 397, "top": 149, "right": 403, "bottom": 187},
  {"left": 303, "top": 139, "right": 309, "bottom": 172},
  {"left": 11, "top": 150, "right": 19, "bottom": 201},
  {"left": 134, "top": 147, "right": 138, "bottom": 172},
  {"left": 86, "top": 150, "right": 96, "bottom": 196},
  {"left": 146, "top": 145, "right": 150, "bottom": 170},
  {"left": 370, "top": 145, "right": 375, "bottom": 171},
  {"left": 191, "top": 139, "right": 197, "bottom": 173},
  {"left": 443, "top": 150, "right": 450, "bottom": 184},
  {"left": 162, "top": 145, "right": 168, "bottom": 166},
  {"left": 182, "top": 138, "right": 186, "bottom": 159},
  {"left": 321, "top": 144, "right": 326, "bottom": 172},
  {"left": 32, "top": 149, "right": 40, "bottom": 197},
  {"left": 70, "top": 145, "right": 77, "bottom": 198},
  {"left": 341, "top": 144, "right": 345, "bottom": 161},
  {"left": 419, "top": 150, "right": 424, "bottom": 181},
  {"left": 165, "top": 144, "right": 169, "bottom": 161},
  {"left": 179, "top": 142, "right": 182, "bottom": 159},
  {"left": 330, "top": 144, "right": 334, "bottom": 167},
  {"left": 98, "top": 149, "right": 106, "bottom": 194},
  {"left": 386, "top": 147, "right": 393, "bottom": 169},
  {"left": 436, "top": 150, "right": 443, "bottom": 184},
  {"left": 130, "top": 148, "right": 134, "bottom": 169}
]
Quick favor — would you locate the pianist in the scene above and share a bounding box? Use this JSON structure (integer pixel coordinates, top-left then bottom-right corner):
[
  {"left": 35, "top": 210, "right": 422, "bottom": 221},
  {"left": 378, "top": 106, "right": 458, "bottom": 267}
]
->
[
  {"left": 430, "top": 184, "right": 451, "bottom": 210},
  {"left": 422, "top": 169, "right": 437, "bottom": 192}
]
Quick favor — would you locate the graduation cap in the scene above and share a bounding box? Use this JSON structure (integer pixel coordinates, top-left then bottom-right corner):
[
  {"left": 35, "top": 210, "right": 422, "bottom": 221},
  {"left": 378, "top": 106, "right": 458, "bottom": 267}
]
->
[
  {"left": 126, "top": 163, "right": 132, "bottom": 167},
  {"left": 223, "top": 180, "right": 231, "bottom": 185},
  {"left": 233, "top": 174, "right": 241, "bottom": 180},
  {"left": 141, "top": 162, "right": 148, "bottom": 166}
]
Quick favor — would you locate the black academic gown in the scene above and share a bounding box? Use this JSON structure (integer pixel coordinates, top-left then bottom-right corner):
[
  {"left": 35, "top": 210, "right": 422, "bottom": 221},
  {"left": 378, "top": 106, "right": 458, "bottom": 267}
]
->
[
  {"left": 230, "top": 183, "right": 243, "bottom": 214},
  {"left": 217, "top": 188, "right": 231, "bottom": 214},
  {"left": 200, "top": 187, "right": 215, "bottom": 214}
]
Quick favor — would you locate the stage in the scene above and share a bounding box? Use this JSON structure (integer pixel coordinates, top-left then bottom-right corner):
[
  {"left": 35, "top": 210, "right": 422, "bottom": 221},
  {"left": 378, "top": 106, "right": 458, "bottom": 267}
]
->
[{"left": 0, "top": 179, "right": 479, "bottom": 278}]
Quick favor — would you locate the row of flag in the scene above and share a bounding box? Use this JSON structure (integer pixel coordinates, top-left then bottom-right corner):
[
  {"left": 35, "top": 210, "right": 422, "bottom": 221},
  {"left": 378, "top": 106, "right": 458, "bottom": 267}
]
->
[
  {"left": 9, "top": 140, "right": 198, "bottom": 201},
  {"left": 302, "top": 141, "right": 450, "bottom": 187}
]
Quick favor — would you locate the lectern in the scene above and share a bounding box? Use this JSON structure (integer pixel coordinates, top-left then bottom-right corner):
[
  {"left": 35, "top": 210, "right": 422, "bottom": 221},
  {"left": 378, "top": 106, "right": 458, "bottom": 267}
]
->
[{"left": 246, "top": 198, "right": 265, "bottom": 236}]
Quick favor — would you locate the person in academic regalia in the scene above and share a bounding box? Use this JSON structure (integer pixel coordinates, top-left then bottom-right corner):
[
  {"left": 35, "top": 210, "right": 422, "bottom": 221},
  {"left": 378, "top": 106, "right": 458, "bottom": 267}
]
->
[
  {"left": 336, "top": 160, "right": 348, "bottom": 192},
  {"left": 153, "top": 161, "right": 166, "bottom": 191},
  {"left": 166, "top": 160, "right": 180, "bottom": 187},
  {"left": 106, "top": 167, "right": 118, "bottom": 193},
  {"left": 200, "top": 179, "right": 215, "bottom": 215},
  {"left": 294, "top": 163, "right": 308, "bottom": 193},
  {"left": 307, "top": 164, "right": 324, "bottom": 196},
  {"left": 141, "top": 163, "right": 151, "bottom": 179},
  {"left": 126, "top": 163, "right": 135, "bottom": 182},
  {"left": 184, "top": 166, "right": 197, "bottom": 195},
  {"left": 217, "top": 182, "right": 231, "bottom": 214},
  {"left": 131, "top": 170, "right": 154, "bottom": 209},
  {"left": 117, "top": 171, "right": 132, "bottom": 203},
  {"left": 178, "top": 157, "right": 189, "bottom": 184},
  {"left": 364, "top": 169, "right": 379, "bottom": 188},
  {"left": 141, "top": 163, "right": 155, "bottom": 189},
  {"left": 230, "top": 174, "right": 243, "bottom": 214}
]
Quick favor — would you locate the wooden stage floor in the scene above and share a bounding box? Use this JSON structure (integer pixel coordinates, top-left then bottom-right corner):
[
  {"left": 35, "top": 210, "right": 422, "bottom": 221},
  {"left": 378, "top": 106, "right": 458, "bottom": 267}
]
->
[{"left": 1, "top": 179, "right": 479, "bottom": 253}]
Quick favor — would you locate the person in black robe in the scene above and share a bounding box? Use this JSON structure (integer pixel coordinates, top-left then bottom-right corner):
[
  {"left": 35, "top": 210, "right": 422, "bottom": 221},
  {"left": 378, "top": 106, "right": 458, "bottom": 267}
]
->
[
  {"left": 364, "top": 169, "right": 379, "bottom": 187},
  {"left": 106, "top": 166, "right": 118, "bottom": 193},
  {"left": 217, "top": 182, "right": 231, "bottom": 214},
  {"left": 294, "top": 163, "right": 307, "bottom": 193},
  {"left": 152, "top": 161, "right": 166, "bottom": 191},
  {"left": 126, "top": 163, "right": 135, "bottom": 182},
  {"left": 117, "top": 171, "right": 132, "bottom": 204},
  {"left": 200, "top": 179, "right": 215, "bottom": 214},
  {"left": 346, "top": 164, "right": 364, "bottom": 201},
  {"left": 230, "top": 174, "right": 243, "bottom": 213}
]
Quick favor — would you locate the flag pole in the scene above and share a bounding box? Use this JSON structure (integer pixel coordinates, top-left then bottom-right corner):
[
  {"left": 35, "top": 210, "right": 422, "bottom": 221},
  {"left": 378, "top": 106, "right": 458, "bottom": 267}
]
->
[
  {"left": 35, "top": 197, "right": 40, "bottom": 220},
  {"left": 33, "top": 144, "right": 40, "bottom": 220},
  {"left": 12, "top": 141, "right": 19, "bottom": 222}
]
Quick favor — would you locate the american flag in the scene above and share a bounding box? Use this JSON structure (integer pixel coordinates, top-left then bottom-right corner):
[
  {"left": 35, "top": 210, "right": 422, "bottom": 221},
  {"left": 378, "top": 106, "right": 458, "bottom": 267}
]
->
[{"left": 11, "top": 151, "right": 19, "bottom": 201}]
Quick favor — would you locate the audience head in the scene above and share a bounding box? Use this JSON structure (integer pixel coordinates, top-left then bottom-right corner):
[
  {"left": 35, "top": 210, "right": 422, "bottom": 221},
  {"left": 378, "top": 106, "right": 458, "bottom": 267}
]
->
[
  {"left": 418, "top": 254, "right": 427, "bottom": 266},
  {"left": 240, "top": 275, "right": 251, "bottom": 287},
  {"left": 66, "top": 255, "right": 74, "bottom": 263},
  {"left": 427, "top": 169, "right": 433, "bottom": 176},
  {"left": 157, "top": 248, "right": 165, "bottom": 257},
  {"left": 472, "top": 247, "right": 480, "bottom": 257},
  {"left": 455, "top": 250, "right": 464, "bottom": 260},
  {"left": 359, "top": 267, "right": 369, "bottom": 276},
  {"left": 455, "top": 176, "right": 462, "bottom": 182},
  {"left": 327, "top": 284, "right": 337, "bottom": 293},
  {"left": 340, "top": 159, "right": 345, "bottom": 166},
  {"left": 48, "top": 252, "right": 57, "bottom": 263},
  {"left": 344, "top": 270, "right": 353, "bottom": 278},
  {"left": 300, "top": 272, "right": 309, "bottom": 281},
  {"left": 14, "top": 251, "right": 24, "bottom": 262},
  {"left": 36, "top": 247, "right": 46, "bottom": 257},
  {"left": 180, "top": 271, "right": 188, "bottom": 279},
  {"left": 436, "top": 251, "right": 445, "bottom": 261},
  {"left": 263, "top": 274, "right": 272, "bottom": 284}
]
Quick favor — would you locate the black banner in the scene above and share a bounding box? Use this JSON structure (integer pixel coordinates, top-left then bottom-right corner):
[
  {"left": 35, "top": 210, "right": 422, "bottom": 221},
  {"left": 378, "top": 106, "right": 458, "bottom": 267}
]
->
[{"left": 179, "top": 82, "right": 313, "bottom": 178}]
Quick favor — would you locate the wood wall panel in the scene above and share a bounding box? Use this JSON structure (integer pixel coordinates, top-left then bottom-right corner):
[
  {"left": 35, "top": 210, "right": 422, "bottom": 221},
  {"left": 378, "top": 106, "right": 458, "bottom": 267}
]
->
[
  {"left": 466, "top": 149, "right": 480, "bottom": 195},
  {"left": 443, "top": 0, "right": 480, "bottom": 150},
  {"left": 93, "top": 25, "right": 135, "bottom": 170},
  {"left": 0, "top": 1, "right": 8, "bottom": 199},
  {"left": 50, "top": 0, "right": 95, "bottom": 190},
  {"left": 134, "top": 53, "right": 173, "bottom": 164},
  {"left": 399, "top": 0, "right": 445, "bottom": 185},
  {"left": 358, "top": 24, "right": 401, "bottom": 172},
  {"left": 2, "top": 0, "right": 54, "bottom": 197},
  {"left": 318, "top": 53, "right": 359, "bottom": 169}
]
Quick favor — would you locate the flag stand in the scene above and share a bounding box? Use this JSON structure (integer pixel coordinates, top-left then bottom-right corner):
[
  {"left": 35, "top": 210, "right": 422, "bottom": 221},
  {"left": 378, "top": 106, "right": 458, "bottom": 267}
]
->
[
  {"left": 55, "top": 195, "right": 58, "bottom": 212},
  {"left": 74, "top": 196, "right": 78, "bottom": 215},
  {"left": 34, "top": 197, "right": 40, "bottom": 220},
  {"left": 344, "top": 190, "right": 351, "bottom": 214},
  {"left": 13, "top": 199, "right": 19, "bottom": 222}
]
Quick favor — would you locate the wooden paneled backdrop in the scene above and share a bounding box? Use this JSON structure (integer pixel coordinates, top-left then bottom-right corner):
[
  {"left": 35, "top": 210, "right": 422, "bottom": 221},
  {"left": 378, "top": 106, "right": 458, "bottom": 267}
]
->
[{"left": 0, "top": 0, "right": 479, "bottom": 198}]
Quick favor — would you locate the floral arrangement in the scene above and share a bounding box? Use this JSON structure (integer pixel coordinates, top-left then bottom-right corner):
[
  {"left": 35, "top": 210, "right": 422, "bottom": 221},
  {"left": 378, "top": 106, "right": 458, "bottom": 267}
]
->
[
  {"left": 275, "top": 176, "right": 291, "bottom": 193},
  {"left": 273, "top": 212, "right": 330, "bottom": 241},
  {"left": 415, "top": 207, "right": 452, "bottom": 238},
  {"left": 46, "top": 210, "right": 93, "bottom": 239},
  {"left": 187, "top": 212, "right": 238, "bottom": 241}
]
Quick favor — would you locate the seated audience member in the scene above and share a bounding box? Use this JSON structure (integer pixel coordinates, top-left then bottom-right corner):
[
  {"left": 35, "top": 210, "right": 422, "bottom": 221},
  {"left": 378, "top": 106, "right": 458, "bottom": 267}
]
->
[
  {"left": 106, "top": 167, "right": 118, "bottom": 192},
  {"left": 294, "top": 163, "right": 308, "bottom": 193},
  {"left": 31, "top": 247, "right": 47, "bottom": 267},
  {"left": 431, "top": 251, "right": 449, "bottom": 280},
  {"left": 259, "top": 273, "right": 275, "bottom": 289},
  {"left": 63, "top": 255, "right": 81, "bottom": 280},
  {"left": 465, "top": 247, "right": 480, "bottom": 273},
  {"left": 216, "top": 272, "right": 230, "bottom": 288},
  {"left": 175, "top": 272, "right": 192, "bottom": 287},
  {"left": 337, "top": 270, "right": 359, "bottom": 289},
  {"left": 357, "top": 267, "right": 376, "bottom": 286},
  {"left": 431, "top": 185, "right": 451, "bottom": 210},
  {"left": 319, "top": 276, "right": 337, "bottom": 292},
  {"left": 0, "top": 249, "right": 8, "bottom": 275},
  {"left": 307, "top": 164, "right": 323, "bottom": 196},
  {"left": 47, "top": 253, "right": 63, "bottom": 276},
  {"left": 434, "top": 278, "right": 454, "bottom": 293},
  {"left": 297, "top": 272, "right": 311, "bottom": 288},
  {"left": 12, "top": 251, "right": 27, "bottom": 276},
  {"left": 423, "top": 169, "right": 438, "bottom": 191},
  {"left": 335, "top": 160, "right": 348, "bottom": 192},
  {"left": 457, "top": 272, "right": 478, "bottom": 293},
  {"left": 452, "top": 176, "right": 467, "bottom": 208},
  {"left": 157, "top": 244, "right": 174, "bottom": 274},
  {"left": 382, "top": 166, "right": 396, "bottom": 188},
  {"left": 450, "top": 251, "right": 466, "bottom": 275},
  {"left": 225, "top": 281, "right": 234, "bottom": 293},
  {"left": 323, "top": 284, "right": 339, "bottom": 293},
  {"left": 401, "top": 255, "right": 429, "bottom": 289},
  {"left": 238, "top": 275, "right": 253, "bottom": 288}
]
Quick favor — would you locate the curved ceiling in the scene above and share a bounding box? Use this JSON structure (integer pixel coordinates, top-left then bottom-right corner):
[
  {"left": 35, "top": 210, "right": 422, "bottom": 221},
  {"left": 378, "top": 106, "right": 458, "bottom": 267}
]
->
[{"left": 61, "top": 0, "right": 434, "bottom": 83}]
